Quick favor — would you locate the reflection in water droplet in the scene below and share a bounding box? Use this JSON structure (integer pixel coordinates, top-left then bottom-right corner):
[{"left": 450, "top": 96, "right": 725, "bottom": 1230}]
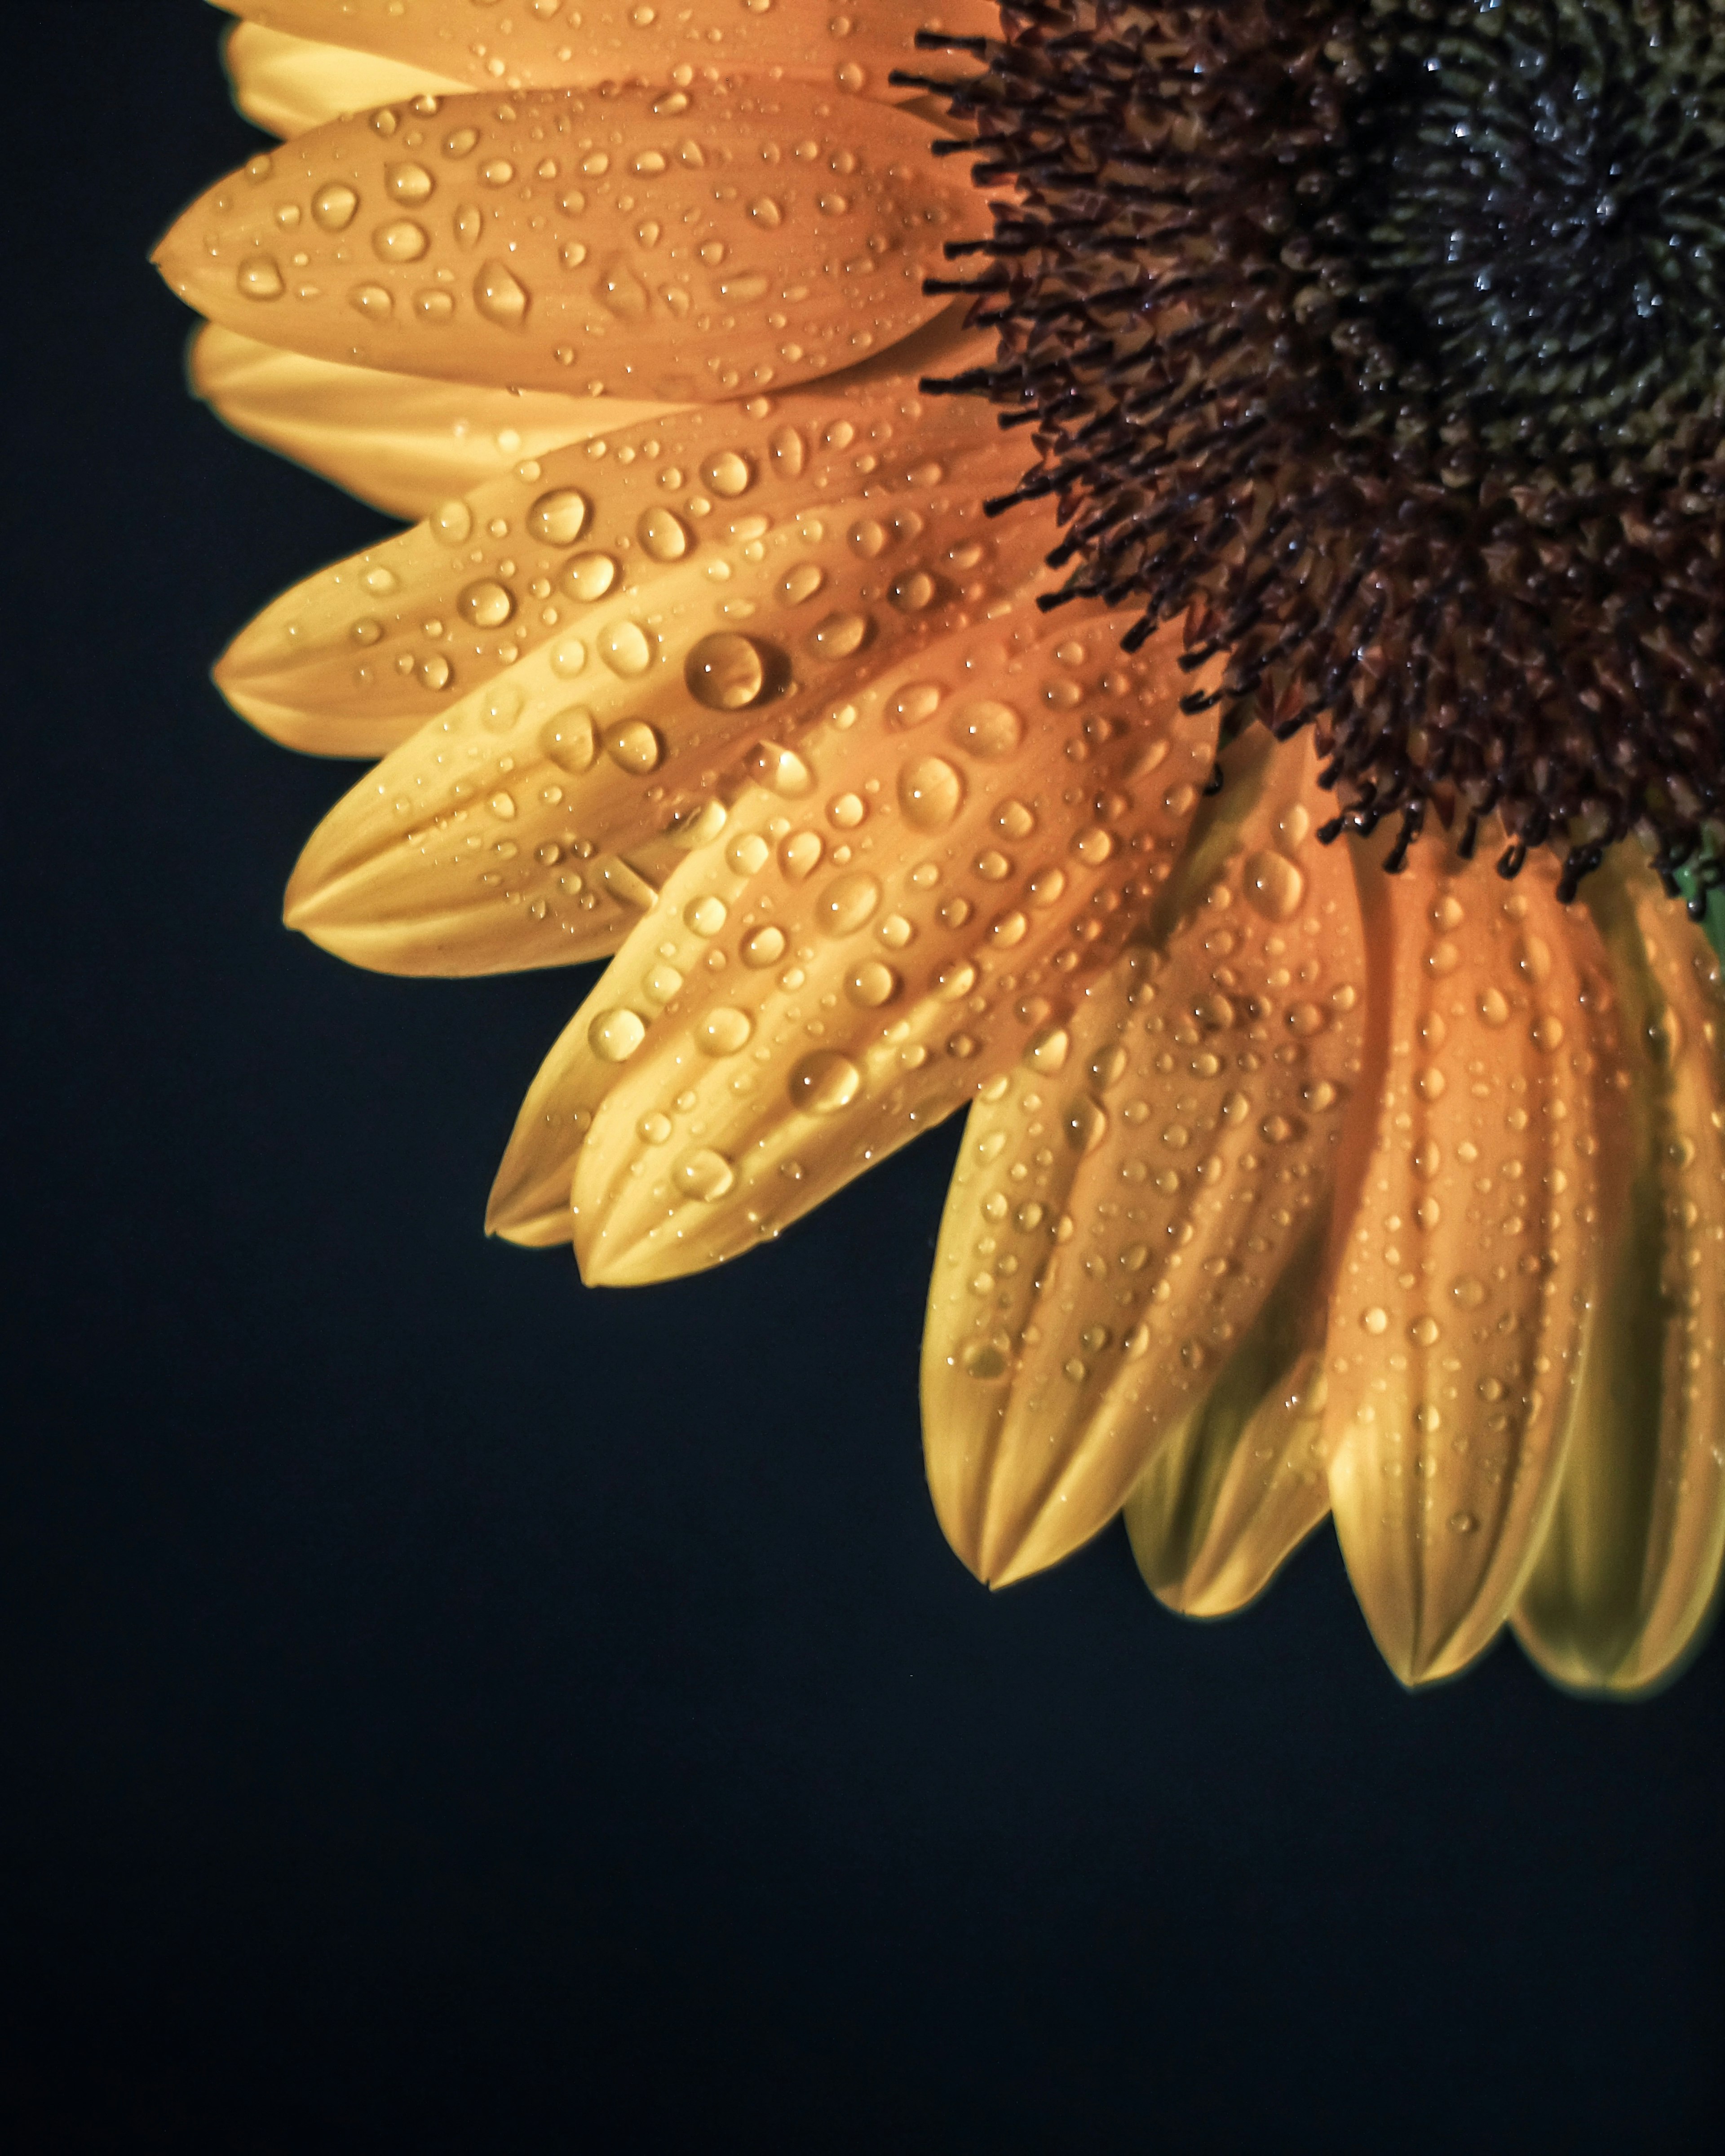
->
[
  {"left": 597, "top": 264, "right": 650, "bottom": 319},
  {"left": 949, "top": 699, "right": 1022, "bottom": 759},
  {"left": 898, "top": 756, "right": 964, "bottom": 830},
  {"left": 818, "top": 872, "right": 881, "bottom": 936},
  {"left": 701, "top": 451, "right": 752, "bottom": 498},
  {"left": 1244, "top": 850, "right": 1305, "bottom": 921},
  {"left": 540, "top": 708, "right": 596, "bottom": 771},
  {"left": 637, "top": 507, "right": 690, "bottom": 561},
  {"left": 890, "top": 570, "right": 936, "bottom": 612},
  {"left": 779, "top": 831, "right": 823, "bottom": 880},
  {"left": 790, "top": 1051, "right": 862, "bottom": 1114},
  {"left": 745, "top": 742, "right": 813, "bottom": 796},
  {"left": 686, "top": 633, "right": 767, "bottom": 710},
  {"left": 349, "top": 283, "right": 393, "bottom": 317},
  {"left": 602, "top": 718, "right": 661, "bottom": 771},
  {"left": 589, "top": 1008, "right": 646, "bottom": 1062},
  {"left": 529, "top": 488, "right": 588, "bottom": 544},
  {"left": 373, "top": 218, "right": 429, "bottom": 261},
  {"left": 459, "top": 579, "right": 514, "bottom": 628},
  {"left": 1064, "top": 1097, "right": 1108, "bottom": 1153},
  {"left": 845, "top": 960, "right": 898, "bottom": 1007},
  {"left": 685, "top": 896, "right": 728, "bottom": 937},
  {"left": 387, "top": 161, "right": 435, "bottom": 203},
  {"left": 1477, "top": 988, "right": 1510, "bottom": 1027},
  {"left": 1072, "top": 826, "right": 1114, "bottom": 865},
  {"left": 810, "top": 611, "right": 867, "bottom": 657},
  {"left": 237, "top": 256, "right": 286, "bottom": 300},
  {"left": 434, "top": 498, "right": 473, "bottom": 544},
  {"left": 676, "top": 1148, "right": 735, "bottom": 1202},
  {"left": 416, "top": 289, "right": 455, "bottom": 321},
  {"left": 743, "top": 926, "right": 787, "bottom": 968},
  {"left": 770, "top": 426, "right": 804, "bottom": 474},
  {"left": 780, "top": 562, "right": 824, "bottom": 605},
  {"left": 312, "top": 182, "right": 359, "bottom": 230},
  {"left": 600, "top": 621, "right": 653, "bottom": 678},
  {"left": 559, "top": 553, "right": 618, "bottom": 601},
  {"left": 473, "top": 261, "right": 530, "bottom": 326},
  {"left": 699, "top": 1008, "right": 754, "bottom": 1056}
]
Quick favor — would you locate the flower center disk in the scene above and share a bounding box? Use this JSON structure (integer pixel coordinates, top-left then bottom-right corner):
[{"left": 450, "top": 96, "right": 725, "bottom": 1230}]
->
[{"left": 911, "top": 0, "right": 1725, "bottom": 899}]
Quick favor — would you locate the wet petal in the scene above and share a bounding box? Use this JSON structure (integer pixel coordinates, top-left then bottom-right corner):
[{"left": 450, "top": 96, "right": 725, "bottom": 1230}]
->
[
  {"left": 1514, "top": 857, "right": 1725, "bottom": 1692},
  {"left": 921, "top": 734, "right": 1367, "bottom": 1586},
  {"left": 193, "top": 324, "right": 675, "bottom": 519},
  {"left": 224, "top": 21, "right": 465, "bottom": 138},
  {"left": 216, "top": 0, "right": 995, "bottom": 97},
  {"left": 156, "top": 86, "right": 985, "bottom": 400},
  {"left": 1322, "top": 840, "right": 1630, "bottom": 1688},
  {"left": 486, "top": 613, "right": 1215, "bottom": 1256},
  {"left": 1123, "top": 1279, "right": 1332, "bottom": 1618},
  {"left": 280, "top": 387, "right": 1042, "bottom": 971}
]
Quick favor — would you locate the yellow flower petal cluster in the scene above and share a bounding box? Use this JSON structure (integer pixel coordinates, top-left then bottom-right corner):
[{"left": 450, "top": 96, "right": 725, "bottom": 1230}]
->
[{"left": 158, "top": 0, "right": 1725, "bottom": 1692}]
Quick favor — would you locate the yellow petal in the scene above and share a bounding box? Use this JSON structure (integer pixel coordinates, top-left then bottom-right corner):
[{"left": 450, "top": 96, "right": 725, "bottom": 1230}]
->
[
  {"left": 1123, "top": 1263, "right": 1332, "bottom": 1618},
  {"left": 921, "top": 733, "right": 1367, "bottom": 1586},
  {"left": 1322, "top": 839, "right": 1630, "bottom": 1688},
  {"left": 1514, "top": 857, "right": 1725, "bottom": 1693},
  {"left": 280, "top": 386, "right": 1044, "bottom": 972},
  {"left": 224, "top": 21, "right": 466, "bottom": 138},
  {"left": 215, "top": 0, "right": 996, "bottom": 97},
  {"left": 193, "top": 324, "right": 676, "bottom": 518},
  {"left": 155, "top": 87, "right": 985, "bottom": 399},
  {"left": 486, "top": 611, "right": 1216, "bottom": 1256}
]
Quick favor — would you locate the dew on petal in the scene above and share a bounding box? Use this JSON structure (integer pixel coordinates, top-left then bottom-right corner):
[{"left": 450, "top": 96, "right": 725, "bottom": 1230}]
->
[
  {"left": 817, "top": 871, "right": 881, "bottom": 936},
  {"left": 637, "top": 507, "right": 690, "bottom": 561},
  {"left": 311, "top": 182, "right": 358, "bottom": 230},
  {"left": 473, "top": 261, "right": 530, "bottom": 327},
  {"left": 686, "top": 633, "right": 767, "bottom": 710},
  {"left": 600, "top": 622, "right": 654, "bottom": 678},
  {"left": 897, "top": 756, "right": 964, "bottom": 830},
  {"left": 676, "top": 1148, "right": 734, "bottom": 1201},
  {"left": 559, "top": 553, "right": 618, "bottom": 601},
  {"left": 589, "top": 1008, "right": 646, "bottom": 1062},
  {"left": 790, "top": 1051, "right": 862, "bottom": 1113},
  {"left": 701, "top": 450, "right": 753, "bottom": 498},
  {"left": 529, "top": 488, "right": 588, "bottom": 545},
  {"left": 949, "top": 699, "right": 1023, "bottom": 759},
  {"left": 602, "top": 718, "right": 661, "bottom": 772}
]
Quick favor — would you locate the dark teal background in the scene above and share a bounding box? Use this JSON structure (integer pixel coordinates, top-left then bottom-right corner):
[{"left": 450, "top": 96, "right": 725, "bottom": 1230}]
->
[{"left": 3, "top": 4, "right": 1720, "bottom": 2146}]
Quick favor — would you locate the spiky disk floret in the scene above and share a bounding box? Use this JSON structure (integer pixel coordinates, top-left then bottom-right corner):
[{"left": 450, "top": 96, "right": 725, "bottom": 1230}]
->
[{"left": 901, "top": 0, "right": 1725, "bottom": 901}]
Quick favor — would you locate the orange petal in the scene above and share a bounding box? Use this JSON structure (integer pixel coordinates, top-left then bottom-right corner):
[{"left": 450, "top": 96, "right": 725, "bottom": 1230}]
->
[
  {"left": 1514, "top": 857, "right": 1725, "bottom": 1693},
  {"left": 215, "top": 0, "right": 996, "bottom": 97},
  {"left": 1322, "top": 839, "right": 1631, "bottom": 1687},
  {"left": 280, "top": 387, "right": 1046, "bottom": 972},
  {"left": 1123, "top": 1267, "right": 1332, "bottom": 1619},
  {"left": 224, "top": 20, "right": 466, "bottom": 138},
  {"left": 193, "top": 324, "right": 676, "bottom": 518},
  {"left": 485, "top": 612, "right": 1216, "bottom": 1258},
  {"left": 155, "top": 86, "right": 986, "bottom": 399},
  {"left": 921, "top": 733, "right": 1367, "bottom": 1586}
]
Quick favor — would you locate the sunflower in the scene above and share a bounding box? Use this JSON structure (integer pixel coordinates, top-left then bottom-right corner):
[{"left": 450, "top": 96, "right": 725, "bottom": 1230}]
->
[{"left": 157, "top": 0, "right": 1725, "bottom": 1694}]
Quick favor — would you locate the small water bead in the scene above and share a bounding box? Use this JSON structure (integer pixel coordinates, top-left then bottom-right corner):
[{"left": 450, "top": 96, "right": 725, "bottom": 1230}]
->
[
  {"left": 827, "top": 793, "right": 866, "bottom": 830},
  {"left": 1360, "top": 1306, "right": 1389, "bottom": 1335},
  {"left": 434, "top": 498, "right": 473, "bottom": 544},
  {"left": 1448, "top": 1511, "right": 1479, "bottom": 1537},
  {"left": 890, "top": 571, "right": 937, "bottom": 613},
  {"left": 459, "top": 579, "right": 514, "bottom": 627},
  {"left": 686, "top": 633, "right": 767, "bottom": 710},
  {"left": 845, "top": 960, "right": 898, "bottom": 1007},
  {"left": 790, "top": 1051, "right": 863, "bottom": 1113},
  {"left": 589, "top": 1008, "right": 646, "bottom": 1062},
  {"left": 1430, "top": 894, "right": 1465, "bottom": 932},
  {"left": 995, "top": 800, "right": 1036, "bottom": 840},
  {"left": 876, "top": 913, "right": 913, "bottom": 949},
  {"left": 743, "top": 926, "right": 787, "bottom": 968},
  {"left": 528, "top": 488, "right": 588, "bottom": 544},
  {"left": 550, "top": 636, "right": 587, "bottom": 678},
  {"left": 975, "top": 850, "right": 1011, "bottom": 883},
  {"left": 897, "top": 756, "right": 964, "bottom": 831},
  {"left": 685, "top": 896, "right": 729, "bottom": 937},
  {"left": 949, "top": 700, "right": 1023, "bottom": 759},
  {"left": 374, "top": 218, "right": 429, "bottom": 261},
  {"left": 559, "top": 553, "right": 618, "bottom": 601},
  {"left": 699, "top": 1008, "right": 754, "bottom": 1056},
  {"left": 1477, "top": 988, "right": 1510, "bottom": 1027},
  {"left": 474, "top": 261, "right": 530, "bottom": 326},
  {"left": 1028, "top": 868, "right": 1066, "bottom": 907},
  {"left": 1426, "top": 941, "right": 1460, "bottom": 977},
  {"left": 1410, "top": 1315, "right": 1442, "bottom": 1347},
  {"left": 780, "top": 562, "right": 824, "bottom": 605},
  {"left": 1451, "top": 1275, "right": 1487, "bottom": 1309},
  {"left": 349, "top": 281, "right": 393, "bottom": 317},
  {"left": 387, "top": 161, "right": 435, "bottom": 204},
  {"left": 480, "top": 684, "right": 522, "bottom": 733},
  {"left": 779, "top": 831, "right": 823, "bottom": 879},
  {"left": 810, "top": 611, "right": 867, "bottom": 658},
  {"left": 676, "top": 1148, "right": 735, "bottom": 1202},
  {"left": 849, "top": 518, "right": 887, "bottom": 559},
  {"left": 1071, "top": 827, "right": 1114, "bottom": 866},
  {"left": 455, "top": 204, "right": 483, "bottom": 247},
  {"left": 602, "top": 718, "right": 661, "bottom": 772},
  {"left": 489, "top": 790, "right": 517, "bottom": 819},
  {"left": 443, "top": 126, "right": 479, "bottom": 158},
  {"left": 600, "top": 622, "right": 654, "bottom": 678},
  {"left": 643, "top": 963, "right": 684, "bottom": 1003},
  {"left": 312, "top": 182, "right": 359, "bottom": 231},
  {"left": 637, "top": 507, "right": 690, "bottom": 562},
  {"left": 728, "top": 833, "right": 771, "bottom": 875},
  {"left": 238, "top": 256, "right": 286, "bottom": 300},
  {"left": 818, "top": 872, "right": 881, "bottom": 936},
  {"left": 886, "top": 682, "right": 942, "bottom": 730},
  {"left": 417, "top": 290, "right": 455, "bottom": 321},
  {"left": 637, "top": 1111, "right": 673, "bottom": 1145},
  {"left": 1244, "top": 850, "right": 1305, "bottom": 922},
  {"left": 701, "top": 451, "right": 753, "bottom": 498}
]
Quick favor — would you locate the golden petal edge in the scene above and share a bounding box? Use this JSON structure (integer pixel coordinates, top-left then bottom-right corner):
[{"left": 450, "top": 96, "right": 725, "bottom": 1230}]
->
[{"left": 224, "top": 21, "right": 467, "bottom": 138}]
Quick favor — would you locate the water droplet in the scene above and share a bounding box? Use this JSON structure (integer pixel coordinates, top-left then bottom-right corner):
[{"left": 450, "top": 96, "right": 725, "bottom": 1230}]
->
[
  {"left": 1447, "top": 1511, "right": 1478, "bottom": 1536},
  {"left": 1244, "top": 850, "right": 1305, "bottom": 921},
  {"left": 745, "top": 742, "right": 814, "bottom": 796},
  {"left": 550, "top": 637, "right": 586, "bottom": 678},
  {"left": 589, "top": 1008, "right": 646, "bottom": 1061},
  {"left": 964, "top": 1341, "right": 1010, "bottom": 1380},
  {"left": 897, "top": 756, "right": 964, "bottom": 830},
  {"left": 790, "top": 1050, "right": 862, "bottom": 1113},
  {"left": 529, "top": 488, "right": 588, "bottom": 545},
  {"left": 728, "top": 833, "right": 771, "bottom": 875},
  {"left": 1064, "top": 1097, "right": 1108, "bottom": 1153},
  {"left": 311, "top": 183, "right": 358, "bottom": 231},
  {"left": 1286, "top": 1002, "right": 1327, "bottom": 1038},
  {"left": 459, "top": 579, "right": 514, "bottom": 628},
  {"left": 949, "top": 699, "right": 1023, "bottom": 759},
  {"left": 637, "top": 507, "right": 690, "bottom": 563},
  {"left": 540, "top": 709, "right": 596, "bottom": 771},
  {"left": 237, "top": 255, "right": 285, "bottom": 300},
  {"left": 637, "top": 1111, "right": 672, "bottom": 1145},
  {"left": 434, "top": 498, "right": 473, "bottom": 544},
  {"left": 701, "top": 450, "right": 753, "bottom": 498},
  {"left": 827, "top": 792, "right": 866, "bottom": 830},
  {"left": 1477, "top": 988, "right": 1510, "bottom": 1027},
  {"left": 373, "top": 218, "right": 429, "bottom": 261},
  {"left": 890, "top": 570, "right": 936, "bottom": 612},
  {"left": 685, "top": 896, "right": 729, "bottom": 937},
  {"left": 416, "top": 289, "right": 455, "bottom": 322},
  {"left": 817, "top": 871, "right": 881, "bottom": 936},
  {"left": 885, "top": 682, "right": 942, "bottom": 731},
  {"left": 480, "top": 684, "right": 522, "bottom": 733},
  {"left": 559, "top": 553, "right": 618, "bottom": 601},
  {"left": 1410, "top": 1315, "right": 1441, "bottom": 1346},
  {"left": 779, "top": 831, "right": 823, "bottom": 880},
  {"left": 743, "top": 926, "right": 787, "bottom": 968},
  {"left": 845, "top": 960, "right": 898, "bottom": 1007},
  {"left": 1072, "top": 826, "right": 1114, "bottom": 865},
  {"left": 676, "top": 1147, "right": 735, "bottom": 1201},
  {"left": 473, "top": 261, "right": 529, "bottom": 327},
  {"left": 1360, "top": 1306, "right": 1388, "bottom": 1335},
  {"left": 810, "top": 611, "right": 867, "bottom": 657},
  {"left": 489, "top": 790, "right": 517, "bottom": 819},
  {"left": 602, "top": 717, "right": 661, "bottom": 771},
  {"left": 770, "top": 426, "right": 805, "bottom": 477},
  {"left": 386, "top": 160, "right": 435, "bottom": 203},
  {"left": 849, "top": 518, "right": 887, "bottom": 559},
  {"left": 686, "top": 633, "right": 767, "bottom": 710},
  {"left": 1430, "top": 893, "right": 1465, "bottom": 931},
  {"left": 750, "top": 196, "right": 783, "bottom": 229},
  {"left": 779, "top": 562, "right": 824, "bottom": 606},
  {"left": 349, "top": 282, "right": 393, "bottom": 317},
  {"left": 1027, "top": 1027, "right": 1070, "bottom": 1073},
  {"left": 699, "top": 1007, "right": 753, "bottom": 1056},
  {"left": 600, "top": 622, "right": 654, "bottom": 678},
  {"left": 442, "top": 126, "right": 479, "bottom": 158},
  {"left": 597, "top": 264, "right": 650, "bottom": 319},
  {"left": 1451, "top": 1274, "right": 1487, "bottom": 1308}
]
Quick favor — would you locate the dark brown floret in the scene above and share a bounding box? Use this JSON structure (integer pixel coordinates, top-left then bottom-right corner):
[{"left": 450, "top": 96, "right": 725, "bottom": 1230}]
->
[{"left": 898, "top": 0, "right": 1725, "bottom": 904}]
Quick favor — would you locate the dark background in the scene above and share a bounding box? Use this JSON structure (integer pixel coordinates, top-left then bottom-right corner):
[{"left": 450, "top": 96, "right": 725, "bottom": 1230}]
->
[{"left": 3, "top": 4, "right": 1719, "bottom": 2148}]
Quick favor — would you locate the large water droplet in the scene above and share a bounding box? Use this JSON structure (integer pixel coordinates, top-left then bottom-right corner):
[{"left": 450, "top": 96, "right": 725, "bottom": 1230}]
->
[
  {"left": 473, "top": 261, "right": 529, "bottom": 327},
  {"left": 602, "top": 718, "right": 661, "bottom": 771},
  {"left": 589, "top": 1008, "right": 646, "bottom": 1062},
  {"left": 746, "top": 742, "right": 814, "bottom": 796},
  {"left": 790, "top": 1050, "right": 862, "bottom": 1113},
  {"left": 949, "top": 699, "right": 1022, "bottom": 759},
  {"left": 600, "top": 622, "right": 654, "bottom": 678},
  {"left": 373, "top": 218, "right": 429, "bottom": 261},
  {"left": 459, "top": 579, "right": 514, "bottom": 628},
  {"left": 1244, "top": 850, "right": 1305, "bottom": 921},
  {"left": 845, "top": 960, "right": 898, "bottom": 1007},
  {"left": 597, "top": 264, "right": 650, "bottom": 319},
  {"left": 810, "top": 611, "right": 867, "bottom": 657},
  {"left": 676, "top": 1147, "right": 735, "bottom": 1201},
  {"left": 529, "top": 488, "right": 588, "bottom": 545},
  {"left": 540, "top": 708, "right": 596, "bottom": 772},
  {"left": 387, "top": 160, "right": 435, "bottom": 203},
  {"left": 897, "top": 756, "right": 964, "bottom": 830},
  {"left": 700, "top": 450, "right": 753, "bottom": 498},
  {"left": 237, "top": 255, "right": 285, "bottom": 300},
  {"left": 560, "top": 553, "right": 618, "bottom": 601},
  {"left": 637, "top": 507, "right": 690, "bottom": 562},
  {"left": 817, "top": 872, "right": 881, "bottom": 936},
  {"left": 311, "top": 182, "right": 358, "bottom": 231},
  {"left": 686, "top": 633, "right": 767, "bottom": 710},
  {"left": 1064, "top": 1097, "right": 1108, "bottom": 1153},
  {"left": 699, "top": 1008, "right": 753, "bottom": 1056},
  {"left": 780, "top": 562, "right": 824, "bottom": 605},
  {"left": 434, "top": 498, "right": 473, "bottom": 544}
]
